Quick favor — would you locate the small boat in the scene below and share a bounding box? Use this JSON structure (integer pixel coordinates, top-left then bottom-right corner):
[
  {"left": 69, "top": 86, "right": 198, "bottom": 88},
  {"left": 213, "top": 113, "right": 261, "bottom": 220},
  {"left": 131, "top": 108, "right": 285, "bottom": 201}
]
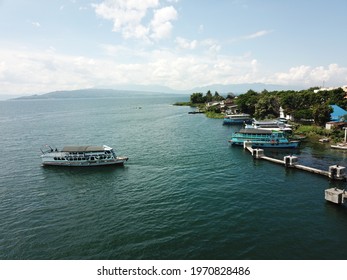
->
[
  {"left": 319, "top": 138, "right": 330, "bottom": 143},
  {"left": 228, "top": 128, "right": 300, "bottom": 148},
  {"left": 223, "top": 113, "right": 252, "bottom": 125},
  {"left": 331, "top": 143, "right": 347, "bottom": 150},
  {"left": 40, "top": 145, "right": 128, "bottom": 166},
  {"left": 331, "top": 128, "right": 347, "bottom": 150}
]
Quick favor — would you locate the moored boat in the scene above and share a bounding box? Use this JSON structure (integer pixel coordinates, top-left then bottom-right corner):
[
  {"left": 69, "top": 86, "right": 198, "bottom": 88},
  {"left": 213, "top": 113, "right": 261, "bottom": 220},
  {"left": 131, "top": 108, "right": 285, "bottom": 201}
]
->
[
  {"left": 40, "top": 145, "right": 128, "bottom": 166},
  {"left": 331, "top": 128, "right": 347, "bottom": 150},
  {"left": 331, "top": 143, "right": 347, "bottom": 150},
  {"left": 223, "top": 113, "right": 252, "bottom": 125},
  {"left": 249, "top": 119, "right": 292, "bottom": 133},
  {"left": 228, "top": 128, "right": 300, "bottom": 148}
]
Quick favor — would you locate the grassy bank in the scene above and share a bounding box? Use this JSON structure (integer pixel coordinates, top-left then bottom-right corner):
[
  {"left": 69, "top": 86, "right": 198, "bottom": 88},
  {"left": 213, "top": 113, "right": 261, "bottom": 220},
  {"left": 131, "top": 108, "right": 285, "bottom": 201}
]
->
[
  {"left": 293, "top": 124, "right": 344, "bottom": 143},
  {"left": 173, "top": 101, "right": 194, "bottom": 106},
  {"left": 205, "top": 111, "right": 224, "bottom": 119}
]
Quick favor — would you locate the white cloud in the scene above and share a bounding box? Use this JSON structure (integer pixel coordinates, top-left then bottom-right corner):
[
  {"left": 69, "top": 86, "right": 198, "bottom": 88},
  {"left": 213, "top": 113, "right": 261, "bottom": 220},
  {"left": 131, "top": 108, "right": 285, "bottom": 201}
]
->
[
  {"left": 243, "top": 30, "right": 273, "bottom": 40},
  {"left": 1, "top": 45, "right": 347, "bottom": 96},
  {"left": 201, "top": 39, "right": 221, "bottom": 53},
  {"left": 150, "top": 6, "right": 177, "bottom": 40},
  {"left": 93, "top": 0, "right": 177, "bottom": 41},
  {"left": 31, "top": 21, "right": 41, "bottom": 28},
  {"left": 229, "top": 29, "right": 273, "bottom": 43},
  {"left": 267, "top": 64, "right": 347, "bottom": 86},
  {"left": 175, "top": 37, "right": 197, "bottom": 50}
]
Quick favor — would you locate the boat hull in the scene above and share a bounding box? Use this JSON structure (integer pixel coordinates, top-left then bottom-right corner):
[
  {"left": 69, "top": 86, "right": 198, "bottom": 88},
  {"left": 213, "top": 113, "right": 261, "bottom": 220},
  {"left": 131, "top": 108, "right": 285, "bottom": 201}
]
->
[
  {"left": 223, "top": 114, "right": 252, "bottom": 125},
  {"left": 223, "top": 119, "right": 252, "bottom": 125},
  {"left": 229, "top": 128, "right": 300, "bottom": 149},
  {"left": 331, "top": 144, "right": 347, "bottom": 150},
  {"left": 229, "top": 140, "right": 300, "bottom": 148},
  {"left": 41, "top": 157, "right": 128, "bottom": 167}
]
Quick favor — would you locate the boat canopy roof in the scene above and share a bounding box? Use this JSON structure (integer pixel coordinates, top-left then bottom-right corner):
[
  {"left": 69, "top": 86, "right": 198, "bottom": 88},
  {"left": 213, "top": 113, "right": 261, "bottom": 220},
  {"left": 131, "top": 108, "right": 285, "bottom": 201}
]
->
[
  {"left": 62, "top": 146, "right": 108, "bottom": 152},
  {"left": 225, "top": 113, "right": 250, "bottom": 117},
  {"left": 238, "top": 128, "right": 273, "bottom": 134}
]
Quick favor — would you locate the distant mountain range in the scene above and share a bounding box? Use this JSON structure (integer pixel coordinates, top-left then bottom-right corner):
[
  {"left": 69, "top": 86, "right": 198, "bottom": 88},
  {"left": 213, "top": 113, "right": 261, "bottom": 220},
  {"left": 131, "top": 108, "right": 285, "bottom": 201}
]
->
[
  {"left": 12, "top": 83, "right": 304, "bottom": 100},
  {"left": 13, "top": 88, "right": 179, "bottom": 100}
]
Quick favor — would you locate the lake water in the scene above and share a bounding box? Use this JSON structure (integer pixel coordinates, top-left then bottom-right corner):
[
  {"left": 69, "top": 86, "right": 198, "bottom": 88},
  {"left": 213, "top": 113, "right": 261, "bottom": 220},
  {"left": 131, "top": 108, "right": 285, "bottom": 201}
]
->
[{"left": 1, "top": 94, "right": 347, "bottom": 260}]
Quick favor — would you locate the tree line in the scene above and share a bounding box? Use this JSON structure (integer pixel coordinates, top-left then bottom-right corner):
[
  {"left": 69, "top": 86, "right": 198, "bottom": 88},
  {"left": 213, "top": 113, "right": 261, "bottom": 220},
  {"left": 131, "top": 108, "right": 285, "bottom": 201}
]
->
[
  {"left": 190, "top": 87, "right": 347, "bottom": 126},
  {"left": 190, "top": 90, "right": 233, "bottom": 103}
]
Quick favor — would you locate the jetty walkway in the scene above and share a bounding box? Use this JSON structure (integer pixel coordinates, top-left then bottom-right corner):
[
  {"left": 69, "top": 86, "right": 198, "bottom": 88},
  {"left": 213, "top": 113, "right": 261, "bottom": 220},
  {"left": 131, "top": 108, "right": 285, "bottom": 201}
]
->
[
  {"left": 243, "top": 141, "right": 347, "bottom": 205},
  {"left": 243, "top": 141, "right": 345, "bottom": 180}
]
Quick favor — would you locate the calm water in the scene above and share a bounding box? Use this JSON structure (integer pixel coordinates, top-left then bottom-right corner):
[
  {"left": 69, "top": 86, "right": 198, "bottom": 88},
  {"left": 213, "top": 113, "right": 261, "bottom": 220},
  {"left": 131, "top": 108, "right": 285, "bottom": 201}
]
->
[{"left": 1, "top": 95, "right": 347, "bottom": 260}]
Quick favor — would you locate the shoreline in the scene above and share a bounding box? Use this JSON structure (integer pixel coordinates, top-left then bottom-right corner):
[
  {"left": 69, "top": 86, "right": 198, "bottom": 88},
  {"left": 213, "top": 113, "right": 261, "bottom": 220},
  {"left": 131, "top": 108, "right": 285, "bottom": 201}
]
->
[{"left": 173, "top": 102, "right": 346, "bottom": 146}]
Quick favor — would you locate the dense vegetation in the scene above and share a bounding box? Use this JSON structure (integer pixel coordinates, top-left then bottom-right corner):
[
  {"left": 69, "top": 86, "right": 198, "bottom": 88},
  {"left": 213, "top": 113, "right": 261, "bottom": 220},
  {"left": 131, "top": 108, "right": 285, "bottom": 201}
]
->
[
  {"left": 235, "top": 87, "right": 347, "bottom": 125},
  {"left": 182, "top": 87, "right": 347, "bottom": 142},
  {"left": 190, "top": 90, "right": 228, "bottom": 104},
  {"left": 186, "top": 87, "right": 347, "bottom": 125}
]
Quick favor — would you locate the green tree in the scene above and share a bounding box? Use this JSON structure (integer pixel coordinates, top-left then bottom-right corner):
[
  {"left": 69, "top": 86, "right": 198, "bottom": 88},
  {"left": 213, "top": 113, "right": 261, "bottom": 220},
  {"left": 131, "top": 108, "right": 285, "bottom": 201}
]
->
[
  {"left": 234, "top": 89, "right": 259, "bottom": 115},
  {"left": 226, "top": 92, "right": 235, "bottom": 99},
  {"left": 213, "top": 91, "right": 225, "bottom": 101},
  {"left": 254, "top": 94, "right": 280, "bottom": 119},
  {"left": 205, "top": 90, "right": 213, "bottom": 102},
  {"left": 190, "top": 92, "right": 204, "bottom": 104},
  {"left": 280, "top": 91, "right": 305, "bottom": 115},
  {"left": 293, "top": 108, "right": 313, "bottom": 120},
  {"left": 328, "top": 88, "right": 346, "bottom": 106},
  {"left": 312, "top": 103, "right": 333, "bottom": 126}
]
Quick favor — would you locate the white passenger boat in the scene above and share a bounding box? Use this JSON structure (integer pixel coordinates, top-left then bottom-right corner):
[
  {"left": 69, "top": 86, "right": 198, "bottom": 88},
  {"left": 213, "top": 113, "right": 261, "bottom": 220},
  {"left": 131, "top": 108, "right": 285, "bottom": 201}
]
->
[
  {"left": 40, "top": 145, "right": 128, "bottom": 166},
  {"left": 247, "top": 119, "right": 292, "bottom": 133}
]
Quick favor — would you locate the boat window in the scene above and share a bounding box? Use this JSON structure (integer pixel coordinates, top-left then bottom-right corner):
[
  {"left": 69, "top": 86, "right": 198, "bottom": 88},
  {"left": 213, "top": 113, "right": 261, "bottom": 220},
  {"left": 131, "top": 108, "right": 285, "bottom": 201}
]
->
[{"left": 54, "top": 157, "right": 57, "bottom": 160}]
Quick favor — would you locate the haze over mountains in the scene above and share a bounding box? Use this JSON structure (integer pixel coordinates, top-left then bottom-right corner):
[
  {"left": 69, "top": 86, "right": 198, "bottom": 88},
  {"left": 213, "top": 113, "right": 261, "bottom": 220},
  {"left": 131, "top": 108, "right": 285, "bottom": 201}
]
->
[{"left": 10, "top": 83, "right": 304, "bottom": 100}]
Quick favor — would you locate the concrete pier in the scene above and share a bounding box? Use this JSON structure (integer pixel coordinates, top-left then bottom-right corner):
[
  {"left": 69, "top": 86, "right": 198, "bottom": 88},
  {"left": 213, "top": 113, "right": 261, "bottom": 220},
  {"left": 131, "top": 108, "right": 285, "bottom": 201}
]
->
[
  {"left": 243, "top": 141, "right": 346, "bottom": 181},
  {"left": 325, "top": 188, "right": 347, "bottom": 204}
]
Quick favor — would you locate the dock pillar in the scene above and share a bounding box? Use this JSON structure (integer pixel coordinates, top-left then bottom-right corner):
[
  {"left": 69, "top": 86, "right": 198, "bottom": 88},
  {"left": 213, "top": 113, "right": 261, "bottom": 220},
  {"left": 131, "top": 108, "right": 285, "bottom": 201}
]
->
[
  {"left": 284, "top": 155, "right": 298, "bottom": 167},
  {"left": 325, "top": 188, "right": 346, "bottom": 204},
  {"left": 243, "top": 141, "right": 252, "bottom": 150},
  {"left": 252, "top": 149, "right": 264, "bottom": 159},
  {"left": 329, "top": 165, "right": 346, "bottom": 180}
]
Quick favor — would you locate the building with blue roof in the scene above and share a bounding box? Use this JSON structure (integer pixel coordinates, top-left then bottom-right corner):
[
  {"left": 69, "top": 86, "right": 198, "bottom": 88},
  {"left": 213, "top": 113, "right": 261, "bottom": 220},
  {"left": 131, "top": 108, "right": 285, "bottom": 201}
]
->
[{"left": 330, "top": 105, "right": 347, "bottom": 122}]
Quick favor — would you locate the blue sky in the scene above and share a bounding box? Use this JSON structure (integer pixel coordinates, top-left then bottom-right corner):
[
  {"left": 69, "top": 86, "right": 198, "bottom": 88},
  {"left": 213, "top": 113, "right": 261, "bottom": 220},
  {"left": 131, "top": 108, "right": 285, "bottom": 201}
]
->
[{"left": 0, "top": 0, "right": 347, "bottom": 96}]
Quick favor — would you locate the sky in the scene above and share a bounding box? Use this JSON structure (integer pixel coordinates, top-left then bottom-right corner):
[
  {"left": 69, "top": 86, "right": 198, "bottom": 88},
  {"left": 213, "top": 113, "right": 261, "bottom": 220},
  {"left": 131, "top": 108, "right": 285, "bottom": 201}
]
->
[{"left": 0, "top": 0, "right": 347, "bottom": 96}]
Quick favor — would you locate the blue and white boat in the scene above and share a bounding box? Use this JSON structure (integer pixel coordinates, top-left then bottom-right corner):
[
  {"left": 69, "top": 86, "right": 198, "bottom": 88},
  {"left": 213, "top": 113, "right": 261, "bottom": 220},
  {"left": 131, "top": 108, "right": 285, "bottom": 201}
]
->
[
  {"left": 228, "top": 128, "right": 300, "bottom": 148},
  {"left": 223, "top": 113, "right": 252, "bottom": 125},
  {"left": 40, "top": 145, "right": 128, "bottom": 166}
]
